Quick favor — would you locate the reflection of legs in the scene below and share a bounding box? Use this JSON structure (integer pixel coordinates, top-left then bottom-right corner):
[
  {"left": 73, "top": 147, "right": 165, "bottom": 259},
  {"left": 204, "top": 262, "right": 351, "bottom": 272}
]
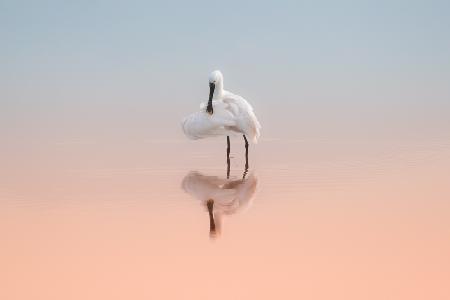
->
[
  {"left": 226, "top": 136, "right": 230, "bottom": 179},
  {"left": 242, "top": 167, "right": 248, "bottom": 180},
  {"left": 207, "top": 199, "right": 216, "bottom": 237},
  {"left": 242, "top": 169, "right": 248, "bottom": 180},
  {"left": 243, "top": 135, "right": 249, "bottom": 170}
]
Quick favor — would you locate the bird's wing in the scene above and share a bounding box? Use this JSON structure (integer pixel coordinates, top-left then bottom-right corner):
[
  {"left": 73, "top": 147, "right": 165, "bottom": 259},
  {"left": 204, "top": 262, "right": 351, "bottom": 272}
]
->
[
  {"left": 221, "top": 93, "right": 261, "bottom": 143},
  {"left": 181, "top": 108, "right": 237, "bottom": 140},
  {"left": 219, "top": 174, "right": 257, "bottom": 214},
  {"left": 181, "top": 171, "right": 236, "bottom": 203},
  {"left": 233, "top": 174, "right": 257, "bottom": 211}
]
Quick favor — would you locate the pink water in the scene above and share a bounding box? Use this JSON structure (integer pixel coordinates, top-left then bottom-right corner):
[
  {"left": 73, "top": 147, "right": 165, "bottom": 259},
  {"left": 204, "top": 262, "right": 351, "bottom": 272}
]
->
[{"left": 1, "top": 134, "right": 449, "bottom": 299}]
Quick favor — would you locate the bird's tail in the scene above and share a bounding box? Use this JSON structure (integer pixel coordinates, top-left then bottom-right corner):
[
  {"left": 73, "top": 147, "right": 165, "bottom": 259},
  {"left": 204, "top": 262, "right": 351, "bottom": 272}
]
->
[{"left": 248, "top": 110, "right": 261, "bottom": 144}]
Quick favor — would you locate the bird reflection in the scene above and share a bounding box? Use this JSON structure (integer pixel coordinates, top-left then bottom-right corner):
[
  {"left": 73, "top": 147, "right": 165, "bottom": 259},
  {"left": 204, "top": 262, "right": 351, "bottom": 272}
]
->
[{"left": 181, "top": 171, "right": 257, "bottom": 238}]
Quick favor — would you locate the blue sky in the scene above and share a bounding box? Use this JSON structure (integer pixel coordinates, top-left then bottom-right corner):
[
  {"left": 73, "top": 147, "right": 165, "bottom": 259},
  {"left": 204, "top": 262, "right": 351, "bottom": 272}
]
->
[
  {"left": 1, "top": 0, "right": 449, "bottom": 140},
  {"left": 2, "top": 1, "right": 449, "bottom": 73}
]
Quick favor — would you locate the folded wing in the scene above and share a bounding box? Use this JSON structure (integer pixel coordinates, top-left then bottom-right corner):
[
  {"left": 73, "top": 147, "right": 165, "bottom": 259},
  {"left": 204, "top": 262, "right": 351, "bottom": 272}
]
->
[{"left": 222, "top": 93, "right": 261, "bottom": 143}]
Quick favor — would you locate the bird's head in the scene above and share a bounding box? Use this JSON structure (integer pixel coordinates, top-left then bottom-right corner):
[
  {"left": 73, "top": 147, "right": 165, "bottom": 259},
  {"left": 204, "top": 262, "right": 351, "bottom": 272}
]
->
[
  {"left": 208, "top": 70, "right": 223, "bottom": 85},
  {"left": 206, "top": 70, "right": 223, "bottom": 114}
]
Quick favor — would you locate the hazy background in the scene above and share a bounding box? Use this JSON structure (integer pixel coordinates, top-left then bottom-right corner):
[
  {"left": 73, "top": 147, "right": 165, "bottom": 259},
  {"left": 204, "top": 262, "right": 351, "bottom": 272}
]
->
[
  {"left": 2, "top": 0, "right": 449, "bottom": 144},
  {"left": 1, "top": 1, "right": 449, "bottom": 299}
]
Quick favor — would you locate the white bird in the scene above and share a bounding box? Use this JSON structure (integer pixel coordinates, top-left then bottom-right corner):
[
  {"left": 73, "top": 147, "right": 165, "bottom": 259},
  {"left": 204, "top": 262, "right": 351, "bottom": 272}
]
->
[
  {"left": 182, "top": 70, "right": 261, "bottom": 170},
  {"left": 181, "top": 171, "right": 257, "bottom": 238}
]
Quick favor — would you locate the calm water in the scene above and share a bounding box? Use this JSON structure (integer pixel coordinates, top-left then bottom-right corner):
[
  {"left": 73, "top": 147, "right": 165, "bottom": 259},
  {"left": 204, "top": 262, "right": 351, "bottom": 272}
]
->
[{"left": 1, "top": 137, "right": 449, "bottom": 299}]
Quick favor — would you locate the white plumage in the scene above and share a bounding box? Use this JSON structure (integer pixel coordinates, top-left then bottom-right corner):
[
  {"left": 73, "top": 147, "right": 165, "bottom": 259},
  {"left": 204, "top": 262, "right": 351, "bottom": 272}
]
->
[
  {"left": 181, "top": 171, "right": 257, "bottom": 214},
  {"left": 182, "top": 70, "right": 261, "bottom": 143},
  {"left": 181, "top": 170, "right": 257, "bottom": 237}
]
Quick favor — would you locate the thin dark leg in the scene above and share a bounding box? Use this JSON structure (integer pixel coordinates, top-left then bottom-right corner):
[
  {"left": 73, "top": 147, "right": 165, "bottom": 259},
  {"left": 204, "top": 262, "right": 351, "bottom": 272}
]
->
[
  {"left": 226, "top": 136, "right": 230, "bottom": 179},
  {"left": 243, "top": 135, "right": 249, "bottom": 172}
]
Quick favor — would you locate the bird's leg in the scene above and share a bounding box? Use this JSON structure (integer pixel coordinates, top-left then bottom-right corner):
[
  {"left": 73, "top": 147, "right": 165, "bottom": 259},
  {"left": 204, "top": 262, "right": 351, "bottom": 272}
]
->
[
  {"left": 206, "top": 199, "right": 216, "bottom": 237},
  {"left": 226, "top": 136, "right": 230, "bottom": 179},
  {"left": 243, "top": 135, "right": 249, "bottom": 171}
]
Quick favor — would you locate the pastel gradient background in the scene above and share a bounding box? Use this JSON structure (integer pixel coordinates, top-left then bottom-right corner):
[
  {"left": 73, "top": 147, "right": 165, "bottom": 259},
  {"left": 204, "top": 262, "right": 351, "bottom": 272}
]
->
[{"left": 1, "top": 1, "right": 449, "bottom": 299}]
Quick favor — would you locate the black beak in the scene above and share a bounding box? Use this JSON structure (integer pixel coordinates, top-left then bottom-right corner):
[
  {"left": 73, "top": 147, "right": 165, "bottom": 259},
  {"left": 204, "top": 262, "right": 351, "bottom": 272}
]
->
[{"left": 206, "top": 82, "right": 215, "bottom": 114}]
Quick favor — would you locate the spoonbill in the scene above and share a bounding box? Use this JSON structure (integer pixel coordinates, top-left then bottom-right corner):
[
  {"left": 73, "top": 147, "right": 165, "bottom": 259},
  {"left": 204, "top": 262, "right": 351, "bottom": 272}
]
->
[
  {"left": 182, "top": 70, "right": 261, "bottom": 171},
  {"left": 181, "top": 171, "right": 257, "bottom": 238}
]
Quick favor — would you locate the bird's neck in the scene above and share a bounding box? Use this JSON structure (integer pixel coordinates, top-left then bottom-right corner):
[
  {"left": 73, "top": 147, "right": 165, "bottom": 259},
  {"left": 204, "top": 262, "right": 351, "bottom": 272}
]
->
[{"left": 213, "top": 82, "right": 224, "bottom": 99}]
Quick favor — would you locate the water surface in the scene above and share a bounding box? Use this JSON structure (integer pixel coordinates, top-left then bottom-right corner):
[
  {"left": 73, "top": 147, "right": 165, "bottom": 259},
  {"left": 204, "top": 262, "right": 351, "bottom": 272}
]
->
[{"left": 1, "top": 137, "right": 449, "bottom": 299}]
